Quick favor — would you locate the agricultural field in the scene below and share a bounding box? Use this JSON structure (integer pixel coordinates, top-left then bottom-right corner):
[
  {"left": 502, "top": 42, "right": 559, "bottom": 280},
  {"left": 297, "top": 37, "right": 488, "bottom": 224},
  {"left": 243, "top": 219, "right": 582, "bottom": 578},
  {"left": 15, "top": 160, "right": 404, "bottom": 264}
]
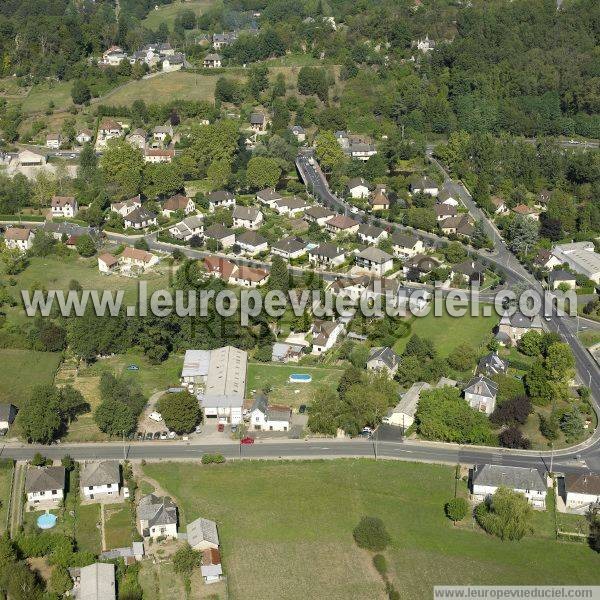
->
[
  {"left": 0, "top": 349, "right": 62, "bottom": 407},
  {"left": 0, "top": 460, "right": 14, "bottom": 534},
  {"left": 246, "top": 362, "right": 344, "bottom": 408},
  {"left": 393, "top": 305, "right": 499, "bottom": 357},
  {"left": 143, "top": 460, "right": 600, "bottom": 600},
  {"left": 142, "top": 0, "right": 214, "bottom": 30}
]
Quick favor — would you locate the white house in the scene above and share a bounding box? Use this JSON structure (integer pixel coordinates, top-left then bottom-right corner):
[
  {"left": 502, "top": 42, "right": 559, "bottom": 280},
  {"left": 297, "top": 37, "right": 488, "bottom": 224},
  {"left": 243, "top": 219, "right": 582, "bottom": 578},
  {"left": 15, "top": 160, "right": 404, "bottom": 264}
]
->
[
  {"left": 355, "top": 247, "right": 394, "bottom": 276},
  {"left": 98, "top": 118, "right": 123, "bottom": 141},
  {"left": 383, "top": 382, "right": 431, "bottom": 429},
  {"left": 366, "top": 347, "right": 399, "bottom": 377},
  {"left": 357, "top": 224, "right": 387, "bottom": 245},
  {"left": 98, "top": 253, "right": 119, "bottom": 274},
  {"left": 235, "top": 230, "right": 268, "bottom": 256},
  {"left": 51, "top": 195, "right": 78, "bottom": 218},
  {"left": 120, "top": 246, "right": 159, "bottom": 271},
  {"left": 311, "top": 319, "right": 344, "bottom": 354},
  {"left": 229, "top": 265, "right": 269, "bottom": 287},
  {"left": 46, "top": 133, "right": 62, "bottom": 149},
  {"left": 0, "top": 403, "right": 17, "bottom": 432},
  {"left": 144, "top": 148, "right": 174, "bottom": 163},
  {"left": 168, "top": 215, "right": 204, "bottom": 241},
  {"left": 123, "top": 206, "right": 157, "bottom": 230},
  {"left": 471, "top": 464, "right": 547, "bottom": 509},
  {"left": 80, "top": 461, "right": 121, "bottom": 500},
  {"left": 232, "top": 205, "right": 263, "bottom": 229},
  {"left": 325, "top": 214, "right": 360, "bottom": 236},
  {"left": 564, "top": 474, "right": 600, "bottom": 511},
  {"left": 4, "top": 227, "right": 34, "bottom": 252},
  {"left": 250, "top": 394, "right": 292, "bottom": 432},
  {"left": 204, "top": 224, "right": 236, "bottom": 248},
  {"left": 203, "top": 53, "right": 222, "bottom": 68},
  {"left": 308, "top": 243, "right": 346, "bottom": 268},
  {"left": 391, "top": 232, "right": 424, "bottom": 258},
  {"left": 126, "top": 128, "right": 147, "bottom": 150},
  {"left": 137, "top": 494, "right": 178, "bottom": 539},
  {"left": 152, "top": 125, "right": 173, "bottom": 143},
  {"left": 291, "top": 125, "right": 306, "bottom": 142},
  {"left": 463, "top": 374, "right": 498, "bottom": 415},
  {"left": 162, "top": 194, "right": 195, "bottom": 218},
  {"left": 347, "top": 177, "right": 370, "bottom": 199},
  {"left": 273, "top": 196, "right": 308, "bottom": 217},
  {"left": 25, "top": 466, "right": 65, "bottom": 507},
  {"left": 162, "top": 53, "right": 185, "bottom": 72},
  {"left": 208, "top": 190, "right": 236, "bottom": 212},
  {"left": 304, "top": 205, "right": 335, "bottom": 226},
  {"left": 271, "top": 236, "right": 306, "bottom": 260},
  {"left": 437, "top": 187, "right": 460, "bottom": 207},
  {"left": 76, "top": 129, "right": 93, "bottom": 145},
  {"left": 410, "top": 176, "right": 439, "bottom": 196},
  {"left": 111, "top": 195, "right": 142, "bottom": 217},
  {"left": 256, "top": 188, "right": 282, "bottom": 208}
]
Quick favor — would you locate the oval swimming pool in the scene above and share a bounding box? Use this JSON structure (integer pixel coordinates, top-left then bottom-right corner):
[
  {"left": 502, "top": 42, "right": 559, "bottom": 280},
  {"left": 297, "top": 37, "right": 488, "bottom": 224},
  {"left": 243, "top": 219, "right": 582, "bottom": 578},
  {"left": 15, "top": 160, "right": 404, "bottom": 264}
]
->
[
  {"left": 37, "top": 512, "right": 57, "bottom": 529},
  {"left": 289, "top": 373, "right": 312, "bottom": 383}
]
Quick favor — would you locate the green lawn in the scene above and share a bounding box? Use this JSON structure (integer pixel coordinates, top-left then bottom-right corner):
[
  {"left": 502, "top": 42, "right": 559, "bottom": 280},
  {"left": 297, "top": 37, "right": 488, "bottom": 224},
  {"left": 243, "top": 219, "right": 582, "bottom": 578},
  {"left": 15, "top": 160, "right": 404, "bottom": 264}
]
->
[
  {"left": 0, "top": 460, "right": 14, "bottom": 534},
  {"left": 0, "top": 349, "right": 62, "bottom": 407},
  {"left": 104, "top": 504, "right": 134, "bottom": 550},
  {"left": 393, "top": 305, "right": 499, "bottom": 357},
  {"left": 142, "top": 0, "right": 214, "bottom": 29},
  {"left": 246, "top": 362, "right": 344, "bottom": 407},
  {"left": 144, "top": 460, "right": 600, "bottom": 600},
  {"left": 19, "top": 80, "right": 73, "bottom": 113}
]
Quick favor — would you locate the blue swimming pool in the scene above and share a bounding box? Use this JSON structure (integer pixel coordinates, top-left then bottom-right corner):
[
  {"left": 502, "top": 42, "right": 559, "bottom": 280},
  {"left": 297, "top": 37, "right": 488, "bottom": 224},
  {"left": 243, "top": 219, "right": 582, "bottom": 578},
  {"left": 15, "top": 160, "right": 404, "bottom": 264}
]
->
[
  {"left": 37, "top": 512, "right": 57, "bottom": 529},
  {"left": 289, "top": 373, "right": 312, "bottom": 383}
]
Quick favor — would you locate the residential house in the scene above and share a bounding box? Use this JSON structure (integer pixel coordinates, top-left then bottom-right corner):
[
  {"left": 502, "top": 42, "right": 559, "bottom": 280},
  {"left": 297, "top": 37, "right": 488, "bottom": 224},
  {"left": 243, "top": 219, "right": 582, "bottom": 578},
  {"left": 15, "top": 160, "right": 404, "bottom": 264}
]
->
[
  {"left": 162, "top": 194, "right": 195, "bottom": 218},
  {"left": 203, "top": 53, "right": 222, "bottom": 68},
  {"left": 162, "top": 53, "right": 185, "bottom": 71},
  {"left": 534, "top": 248, "right": 553, "bottom": 269},
  {"left": 497, "top": 311, "right": 543, "bottom": 344},
  {"left": 208, "top": 190, "right": 236, "bottom": 212},
  {"left": 250, "top": 393, "right": 292, "bottom": 431},
  {"left": 201, "top": 549, "right": 223, "bottom": 584},
  {"left": 471, "top": 464, "right": 547, "bottom": 509},
  {"left": 347, "top": 177, "right": 370, "bottom": 199},
  {"left": 274, "top": 196, "right": 308, "bottom": 217},
  {"left": 435, "top": 204, "right": 457, "bottom": 222},
  {"left": 168, "top": 215, "right": 204, "bottom": 241},
  {"left": 18, "top": 149, "right": 46, "bottom": 166},
  {"left": 383, "top": 382, "right": 431, "bottom": 429},
  {"left": 490, "top": 196, "right": 508, "bottom": 215},
  {"left": 137, "top": 494, "right": 178, "bottom": 539},
  {"left": 304, "top": 205, "right": 335, "bottom": 226},
  {"left": 229, "top": 265, "right": 269, "bottom": 287},
  {"left": 256, "top": 188, "right": 282, "bottom": 208},
  {"left": 271, "top": 342, "right": 304, "bottom": 363},
  {"left": 123, "top": 206, "right": 157, "bottom": 229},
  {"left": 440, "top": 214, "right": 474, "bottom": 238},
  {"left": 4, "top": 227, "right": 34, "bottom": 252},
  {"left": 357, "top": 223, "right": 387, "bottom": 245},
  {"left": 76, "top": 129, "right": 93, "bottom": 145},
  {"left": 98, "top": 253, "right": 119, "bottom": 274},
  {"left": 80, "top": 461, "right": 120, "bottom": 500},
  {"left": 126, "top": 128, "right": 147, "bottom": 149},
  {"left": 250, "top": 112, "right": 268, "bottom": 133},
  {"left": 311, "top": 319, "right": 344, "bottom": 354},
  {"left": 463, "top": 374, "right": 498, "bottom": 415},
  {"left": 153, "top": 125, "right": 173, "bottom": 143},
  {"left": 349, "top": 140, "right": 377, "bottom": 161},
  {"left": 397, "top": 287, "right": 432, "bottom": 311},
  {"left": 536, "top": 189, "right": 551, "bottom": 208},
  {"left": 204, "top": 256, "right": 236, "bottom": 282},
  {"left": 204, "top": 224, "right": 236, "bottom": 248},
  {"left": 99, "top": 543, "right": 144, "bottom": 563},
  {"left": 391, "top": 232, "right": 424, "bottom": 258},
  {"left": 370, "top": 185, "right": 390, "bottom": 211},
  {"left": 51, "top": 195, "right": 78, "bottom": 218},
  {"left": 402, "top": 254, "right": 440, "bottom": 280},
  {"left": 232, "top": 205, "right": 263, "bottom": 229},
  {"left": 355, "top": 247, "right": 394, "bottom": 276},
  {"left": 290, "top": 125, "right": 306, "bottom": 142},
  {"left": 72, "top": 562, "right": 116, "bottom": 600},
  {"left": 25, "top": 466, "right": 65, "bottom": 507},
  {"left": 102, "top": 45, "right": 127, "bottom": 65},
  {"left": 477, "top": 352, "right": 508, "bottom": 378},
  {"left": 548, "top": 269, "right": 577, "bottom": 290},
  {"left": 0, "top": 403, "right": 17, "bottom": 433},
  {"left": 111, "top": 195, "right": 142, "bottom": 217},
  {"left": 187, "top": 516, "right": 220, "bottom": 550},
  {"left": 451, "top": 259, "right": 486, "bottom": 285},
  {"left": 120, "top": 247, "right": 159, "bottom": 271},
  {"left": 410, "top": 176, "right": 439, "bottom": 196},
  {"left": 46, "top": 133, "right": 62, "bottom": 149},
  {"left": 213, "top": 31, "right": 239, "bottom": 49},
  {"left": 437, "top": 187, "right": 459, "bottom": 207},
  {"left": 367, "top": 347, "right": 399, "bottom": 377},
  {"left": 416, "top": 35, "right": 436, "bottom": 52},
  {"left": 144, "top": 148, "right": 174, "bottom": 163},
  {"left": 548, "top": 241, "right": 600, "bottom": 284},
  {"left": 325, "top": 214, "right": 360, "bottom": 236},
  {"left": 271, "top": 236, "right": 307, "bottom": 260},
  {"left": 308, "top": 243, "right": 346, "bottom": 268},
  {"left": 512, "top": 204, "right": 540, "bottom": 220},
  {"left": 98, "top": 118, "right": 123, "bottom": 141},
  {"left": 564, "top": 473, "right": 600, "bottom": 511},
  {"left": 235, "top": 231, "right": 268, "bottom": 256}
]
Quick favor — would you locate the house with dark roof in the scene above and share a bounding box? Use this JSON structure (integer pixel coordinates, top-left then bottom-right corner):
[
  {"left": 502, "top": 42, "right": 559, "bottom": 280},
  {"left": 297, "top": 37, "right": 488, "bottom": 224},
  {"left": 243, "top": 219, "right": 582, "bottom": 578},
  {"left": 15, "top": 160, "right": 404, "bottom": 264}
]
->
[
  {"left": 435, "top": 204, "right": 457, "bottom": 221},
  {"left": 208, "top": 190, "right": 236, "bottom": 212},
  {"left": 437, "top": 186, "right": 459, "bottom": 207},
  {"left": 80, "top": 461, "right": 121, "bottom": 500},
  {"left": 402, "top": 254, "right": 440, "bottom": 280},
  {"left": 273, "top": 196, "right": 308, "bottom": 217},
  {"left": 564, "top": 473, "right": 600, "bottom": 511},
  {"left": 357, "top": 224, "right": 387, "bottom": 245},
  {"left": 137, "top": 494, "right": 178, "bottom": 539},
  {"left": 203, "top": 53, "right": 222, "bottom": 68},
  {"left": 471, "top": 464, "right": 547, "bottom": 508},
  {"left": 304, "top": 205, "right": 335, "bottom": 226},
  {"left": 168, "top": 214, "right": 204, "bottom": 241},
  {"left": 249, "top": 112, "right": 268, "bottom": 133},
  {"left": 391, "top": 232, "right": 424, "bottom": 258},
  {"left": 311, "top": 319, "right": 344, "bottom": 354},
  {"left": 308, "top": 243, "right": 346, "bottom": 268},
  {"left": 355, "top": 247, "right": 394, "bottom": 276},
  {"left": 25, "top": 466, "right": 66, "bottom": 507},
  {"left": 249, "top": 393, "right": 292, "bottom": 431},
  {"left": 271, "top": 236, "right": 307, "bottom": 260},
  {"left": 410, "top": 176, "right": 439, "bottom": 196},
  {"left": 0, "top": 403, "right": 17, "bottom": 433},
  {"left": 370, "top": 185, "right": 390, "bottom": 211},
  {"left": 325, "top": 214, "right": 360, "bottom": 235},
  {"left": 256, "top": 188, "right": 282, "bottom": 207},
  {"left": 439, "top": 214, "right": 474, "bottom": 237},
  {"left": 123, "top": 206, "right": 157, "bottom": 230},
  {"left": 51, "top": 195, "right": 78, "bottom": 218},
  {"left": 235, "top": 230, "right": 268, "bottom": 256},
  {"left": 204, "top": 224, "right": 236, "bottom": 248},
  {"left": 547, "top": 269, "right": 577, "bottom": 290},
  {"left": 232, "top": 205, "right": 263, "bottom": 229},
  {"left": 161, "top": 194, "right": 195, "bottom": 217},
  {"left": 477, "top": 352, "right": 508, "bottom": 378},
  {"left": 451, "top": 259, "right": 486, "bottom": 285},
  {"left": 497, "top": 311, "right": 543, "bottom": 344},
  {"left": 271, "top": 341, "right": 305, "bottom": 363},
  {"left": 367, "top": 347, "right": 399, "bottom": 377},
  {"left": 463, "top": 374, "right": 498, "bottom": 415},
  {"left": 347, "top": 177, "right": 370, "bottom": 199}
]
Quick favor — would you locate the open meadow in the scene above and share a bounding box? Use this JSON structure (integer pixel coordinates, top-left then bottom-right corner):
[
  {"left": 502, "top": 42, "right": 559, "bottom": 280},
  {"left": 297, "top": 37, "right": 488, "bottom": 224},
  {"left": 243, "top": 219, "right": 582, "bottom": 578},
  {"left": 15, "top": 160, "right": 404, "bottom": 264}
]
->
[
  {"left": 142, "top": 0, "right": 214, "bottom": 30},
  {"left": 143, "top": 460, "right": 600, "bottom": 600}
]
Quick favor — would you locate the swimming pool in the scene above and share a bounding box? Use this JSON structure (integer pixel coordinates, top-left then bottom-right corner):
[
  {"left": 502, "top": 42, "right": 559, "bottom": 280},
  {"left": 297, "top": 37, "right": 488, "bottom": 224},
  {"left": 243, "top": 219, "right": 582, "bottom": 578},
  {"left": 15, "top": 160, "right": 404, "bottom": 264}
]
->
[
  {"left": 289, "top": 373, "right": 312, "bottom": 383},
  {"left": 37, "top": 512, "right": 57, "bottom": 530}
]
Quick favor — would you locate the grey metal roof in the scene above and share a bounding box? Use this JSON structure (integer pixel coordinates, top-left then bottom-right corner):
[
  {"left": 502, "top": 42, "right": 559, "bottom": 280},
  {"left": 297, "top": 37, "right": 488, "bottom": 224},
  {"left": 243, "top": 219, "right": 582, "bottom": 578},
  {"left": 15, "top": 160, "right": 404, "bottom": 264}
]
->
[
  {"left": 250, "top": 112, "right": 265, "bottom": 124},
  {"left": 463, "top": 375, "right": 498, "bottom": 399},
  {"left": 309, "top": 243, "right": 345, "bottom": 259},
  {"left": 391, "top": 382, "right": 431, "bottom": 419},
  {"left": 357, "top": 247, "right": 393, "bottom": 264},
  {"left": 79, "top": 563, "right": 116, "bottom": 600},
  {"left": 202, "top": 346, "right": 247, "bottom": 406},
  {"left": 236, "top": 230, "right": 267, "bottom": 246},
  {"left": 182, "top": 349, "right": 211, "bottom": 378},
  {"left": 25, "top": 466, "right": 65, "bottom": 493},
  {"left": 80, "top": 461, "right": 120, "bottom": 488},
  {"left": 233, "top": 205, "right": 260, "bottom": 221},
  {"left": 472, "top": 464, "right": 546, "bottom": 492},
  {"left": 187, "top": 516, "right": 219, "bottom": 547},
  {"left": 138, "top": 494, "right": 178, "bottom": 527}
]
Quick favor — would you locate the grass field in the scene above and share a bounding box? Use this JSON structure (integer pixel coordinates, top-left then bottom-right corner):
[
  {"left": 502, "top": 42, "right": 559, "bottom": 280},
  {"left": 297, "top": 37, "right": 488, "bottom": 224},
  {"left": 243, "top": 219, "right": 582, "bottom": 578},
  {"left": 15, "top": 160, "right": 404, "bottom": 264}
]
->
[
  {"left": 393, "top": 305, "right": 499, "bottom": 357},
  {"left": 19, "top": 81, "right": 73, "bottom": 114},
  {"left": 0, "top": 460, "right": 14, "bottom": 534},
  {"left": 104, "top": 503, "right": 134, "bottom": 549},
  {"left": 62, "top": 376, "right": 109, "bottom": 443},
  {"left": 0, "top": 349, "right": 62, "bottom": 407},
  {"left": 142, "top": 0, "right": 214, "bottom": 30},
  {"left": 102, "top": 72, "right": 226, "bottom": 106},
  {"left": 246, "top": 362, "right": 344, "bottom": 407},
  {"left": 143, "top": 460, "right": 600, "bottom": 600}
]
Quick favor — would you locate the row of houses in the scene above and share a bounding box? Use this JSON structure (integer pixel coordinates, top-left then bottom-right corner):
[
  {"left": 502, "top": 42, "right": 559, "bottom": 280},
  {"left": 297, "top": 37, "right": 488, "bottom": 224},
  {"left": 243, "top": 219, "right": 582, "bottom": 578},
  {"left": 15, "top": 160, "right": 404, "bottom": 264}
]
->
[{"left": 100, "top": 44, "right": 186, "bottom": 72}]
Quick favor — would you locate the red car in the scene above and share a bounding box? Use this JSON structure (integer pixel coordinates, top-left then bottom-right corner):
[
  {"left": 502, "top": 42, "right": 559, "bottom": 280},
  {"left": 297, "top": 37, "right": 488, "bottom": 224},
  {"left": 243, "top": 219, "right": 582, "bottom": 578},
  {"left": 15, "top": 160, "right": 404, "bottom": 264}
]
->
[
  {"left": 240, "top": 437, "right": 254, "bottom": 445},
  {"left": 217, "top": 423, "right": 224, "bottom": 432}
]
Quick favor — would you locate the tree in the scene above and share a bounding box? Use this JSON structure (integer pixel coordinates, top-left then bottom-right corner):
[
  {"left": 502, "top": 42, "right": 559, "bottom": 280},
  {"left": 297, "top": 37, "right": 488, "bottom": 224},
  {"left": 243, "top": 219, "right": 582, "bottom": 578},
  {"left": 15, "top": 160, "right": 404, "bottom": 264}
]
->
[
  {"left": 143, "top": 163, "right": 184, "bottom": 199},
  {"left": 337, "top": 366, "right": 363, "bottom": 399},
  {"left": 560, "top": 406, "right": 585, "bottom": 442},
  {"left": 545, "top": 342, "right": 575, "bottom": 382},
  {"left": 157, "top": 391, "right": 200, "bottom": 434},
  {"left": 587, "top": 504, "right": 600, "bottom": 553},
  {"left": 297, "top": 66, "right": 329, "bottom": 101},
  {"left": 443, "top": 242, "right": 467, "bottom": 264},
  {"left": 507, "top": 215, "right": 538, "bottom": 254},
  {"left": 490, "top": 396, "right": 531, "bottom": 426},
  {"left": 445, "top": 497, "right": 469, "bottom": 523},
  {"left": 78, "top": 143, "right": 97, "bottom": 180},
  {"left": 307, "top": 386, "right": 343, "bottom": 435},
  {"left": 58, "top": 385, "right": 88, "bottom": 423},
  {"left": 517, "top": 330, "right": 543, "bottom": 356},
  {"left": 471, "top": 220, "right": 492, "bottom": 249},
  {"left": 475, "top": 487, "right": 534, "bottom": 541},
  {"left": 49, "top": 565, "right": 73, "bottom": 595},
  {"left": 206, "top": 159, "right": 232, "bottom": 190},
  {"left": 525, "top": 359, "right": 554, "bottom": 406},
  {"left": 539, "top": 412, "right": 560, "bottom": 441},
  {"left": 267, "top": 255, "right": 290, "bottom": 293},
  {"left": 447, "top": 343, "right": 476, "bottom": 371},
  {"left": 100, "top": 139, "right": 144, "bottom": 199},
  {"left": 499, "top": 426, "right": 531, "bottom": 449},
  {"left": 353, "top": 516, "right": 390, "bottom": 551},
  {"left": 94, "top": 399, "right": 136, "bottom": 436},
  {"left": 71, "top": 79, "right": 91, "bottom": 105},
  {"left": 315, "top": 131, "right": 346, "bottom": 173},
  {"left": 75, "top": 234, "right": 96, "bottom": 257},
  {"left": 172, "top": 543, "right": 201, "bottom": 574},
  {"left": 246, "top": 156, "right": 282, "bottom": 189},
  {"left": 19, "top": 385, "right": 63, "bottom": 443}
]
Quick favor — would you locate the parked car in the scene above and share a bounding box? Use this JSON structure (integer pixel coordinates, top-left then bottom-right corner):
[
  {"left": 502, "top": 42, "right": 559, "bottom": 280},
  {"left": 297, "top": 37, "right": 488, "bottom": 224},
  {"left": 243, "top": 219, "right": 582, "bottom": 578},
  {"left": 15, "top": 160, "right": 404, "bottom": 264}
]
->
[
  {"left": 240, "top": 437, "right": 254, "bottom": 445},
  {"left": 136, "top": 432, "right": 144, "bottom": 440},
  {"left": 149, "top": 412, "right": 162, "bottom": 422},
  {"left": 160, "top": 431, "right": 168, "bottom": 440},
  {"left": 153, "top": 431, "right": 161, "bottom": 440},
  {"left": 168, "top": 431, "right": 176, "bottom": 439},
  {"left": 145, "top": 432, "right": 153, "bottom": 440}
]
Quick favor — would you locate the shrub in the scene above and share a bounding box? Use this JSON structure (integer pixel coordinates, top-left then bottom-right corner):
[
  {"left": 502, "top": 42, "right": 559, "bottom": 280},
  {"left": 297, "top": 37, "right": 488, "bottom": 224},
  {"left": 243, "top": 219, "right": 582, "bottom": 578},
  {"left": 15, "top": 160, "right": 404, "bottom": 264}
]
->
[
  {"left": 474, "top": 487, "right": 533, "bottom": 541},
  {"left": 353, "top": 516, "right": 390, "bottom": 551},
  {"left": 373, "top": 553, "right": 387, "bottom": 576},
  {"left": 445, "top": 497, "right": 469, "bottom": 522},
  {"left": 201, "top": 454, "right": 225, "bottom": 464}
]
